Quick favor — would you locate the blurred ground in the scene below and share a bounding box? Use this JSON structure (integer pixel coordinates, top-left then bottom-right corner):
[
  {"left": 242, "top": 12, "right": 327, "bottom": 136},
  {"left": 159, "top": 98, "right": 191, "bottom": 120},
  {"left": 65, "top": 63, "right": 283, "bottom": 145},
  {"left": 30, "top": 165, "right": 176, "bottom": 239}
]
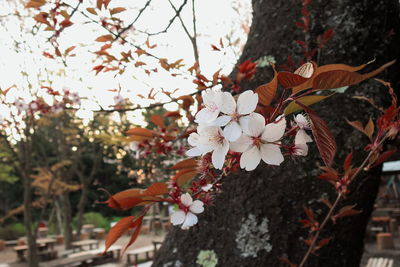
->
[{"left": 0, "top": 233, "right": 165, "bottom": 267}]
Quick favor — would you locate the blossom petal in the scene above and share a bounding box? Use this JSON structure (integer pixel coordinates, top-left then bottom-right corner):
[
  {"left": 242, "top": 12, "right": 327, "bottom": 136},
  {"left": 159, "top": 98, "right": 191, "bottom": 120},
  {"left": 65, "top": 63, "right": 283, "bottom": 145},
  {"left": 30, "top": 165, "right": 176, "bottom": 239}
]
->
[
  {"left": 182, "top": 212, "right": 198, "bottom": 228},
  {"left": 247, "top": 113, "right": 265, "bottom": 137},
  {"left": 294, "top": 114, "right": 310, "bottom": 129},
  {"left": 262, "top": 116, "right": 286, "bottom": 142},
  {"left": 223, "top": 121, "right": 242, "bottom": 141},
  {"left": 260, "top": 143, "right": 284, "bottom": 166},
  {"left": 195, "top": 108, "right": 219, "bottom": 124},
  {"left": 180, "top": 193, "right": 193, "bottom": 207},
  {"left": 239, "top": 115, "right": 250, "bottom": 134},
  {"left": 218, "top": 92, "right": 236, "bottom": 115},
  {"left": 237, "top": 90, "right": 258, "bottom": 115},
  {"left": 186, "top": 147, "right": 203, "bottom": 157},
  {"left": 230, "top": 134, "right": 252, "bottom": 152},
  {"left": 189, "top": 200, "right": 204, "bottom": 214},
  {"left": 212, "top": 139, "right": 229, "bottom": 169},
  {"left": 240, "top": 146, "right": 261, "bottom": 171},
  {"left": 188, "top": 133, "right": 200, "bottom": 146},
  {"left": 211, "top": 115, "right": 231, "bottom": 127},
  {"left": 170, "top": 210, "right": 186, "bottom": 225},
  {"left": 295, "top": 129, "right": 313, "bottom": 144},
  {"left": 294, "top": 143, "right": 308, "bottom": 156}
]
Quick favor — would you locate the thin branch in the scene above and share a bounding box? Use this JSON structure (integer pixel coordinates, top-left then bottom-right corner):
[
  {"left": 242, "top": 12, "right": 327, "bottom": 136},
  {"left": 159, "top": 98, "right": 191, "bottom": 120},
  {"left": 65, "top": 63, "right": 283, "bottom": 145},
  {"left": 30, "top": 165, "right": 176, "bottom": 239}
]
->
[
  {"left": 143, "top": 0, "right": 188, "bottom": 36},
  {"left": 167, "top": 0, "right": 200, "bottom": 67},
  {"left": 113, "top": 0, "right": 153, "bottom": 40},
  {"left": 298, "top": 134, "right": 389, "bottom": 267}
]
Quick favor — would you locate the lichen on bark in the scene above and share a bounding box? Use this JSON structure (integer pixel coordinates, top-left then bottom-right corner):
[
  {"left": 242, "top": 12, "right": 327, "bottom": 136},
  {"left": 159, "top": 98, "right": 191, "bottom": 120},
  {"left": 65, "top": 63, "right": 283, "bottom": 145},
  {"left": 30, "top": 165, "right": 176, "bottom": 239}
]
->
[{"left": 235, "top": 214, "right": 272, "bottom": 258}]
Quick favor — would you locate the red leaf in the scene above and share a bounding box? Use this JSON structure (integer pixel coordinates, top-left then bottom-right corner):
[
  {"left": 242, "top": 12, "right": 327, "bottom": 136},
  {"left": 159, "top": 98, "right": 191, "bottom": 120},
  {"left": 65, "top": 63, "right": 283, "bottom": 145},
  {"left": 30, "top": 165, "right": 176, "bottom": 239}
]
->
[
  {"left": 172, "top": 169, "right": 197, "bottom": 186},
  {"left": 171, "top": 158, "right": 197, "bottom": 170},
  {"left": 343, "top": 152, "right": 353, "bottom": 171},
  {"left": 277, "top": 72, "right": 309, "bottom": 88},
  {"left": 333, "top": 205, "right": 361, "bottom": 221},
  {"left": 151, "top": 115, "right": 165, "bottom": 128},
  {"left": 371, "top": 149, "right": 397, "bottom": 168},
  {"left": 312, "top": 60, "right": 396, "bottom": 90},
  {"left": 255, "top": 67, "right": 278, "bottom": 106},
  {"left": 95, "top": 34, "right": 114, "bottom": 42},
  {"left": 104, "top": 216, "right": 135, "bottom": 252},
  {"left": 297, "top": 103, "right": 337, "bottom": 166},
  {"left": 122, "top": 216, "right": 144, "bottom": 255}
]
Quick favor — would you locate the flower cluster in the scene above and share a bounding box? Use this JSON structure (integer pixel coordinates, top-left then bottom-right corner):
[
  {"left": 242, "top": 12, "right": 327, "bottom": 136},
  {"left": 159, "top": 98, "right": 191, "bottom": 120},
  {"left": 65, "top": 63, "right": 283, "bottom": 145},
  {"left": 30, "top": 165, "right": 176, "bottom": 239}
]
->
[
  {"left": 169, "top": 90, "right": 314, "bottom": 229},
  {"left": 186, "top": 89, "right": 312, "bottom": 171}
]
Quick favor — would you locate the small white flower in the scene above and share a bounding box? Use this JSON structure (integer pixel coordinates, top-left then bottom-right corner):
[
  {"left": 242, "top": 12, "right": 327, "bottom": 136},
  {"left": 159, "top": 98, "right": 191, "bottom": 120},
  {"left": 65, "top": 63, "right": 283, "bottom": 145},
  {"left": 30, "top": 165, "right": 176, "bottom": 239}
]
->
[
  {"left": 230, "top": 113, "right": 286, "bottom": 171},
  {"left": 195, "top": 89, "right": 223, "bottom": 124},
  {"left": 71, "top": 92, "right": 81, "bottom": 105},
  {"left": 51, "top": 104, "right": 64, "bottom": 114},
  {"left": 114, "top": 95, "right": 125, "bottom": 105},
  {"left": 186, "top": 125, "right": 229, "bottom": 170},
  {"left": 293, "top": 143, "right": 309, "bottom": 156},
  {"left": 201, "top": 184, "right": 213, "bottom": 192},
  {"left": 29, "top": 102, "right": 38, "bottom": 111},
  {"left": 15, "top": 99, "right": 28, "bottom": 113},
  {"left": 170, "top": 193, "right": 204, "bottom": 230},
  {"left": 294, "top": 114, "right": 313, "bottom": 145},
  {"left": 213, "top": 90, "right": 258, "bottom": 142}
]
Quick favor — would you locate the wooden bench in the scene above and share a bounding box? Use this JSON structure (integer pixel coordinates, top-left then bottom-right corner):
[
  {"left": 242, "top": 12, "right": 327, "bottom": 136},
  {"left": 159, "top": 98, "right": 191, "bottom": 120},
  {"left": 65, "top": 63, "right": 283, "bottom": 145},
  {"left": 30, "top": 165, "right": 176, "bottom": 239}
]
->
[
  {"left": 40, "top": 253, "right": 100, "bottom": 267},
  {"left": 366, "top": 257, "right": 394, "bottom": 267},
  {"left": 127, "top": 243, "right": 162, "bottom": 265},
  {"left": 71, "top": 239, "right": 99, "bottom": 252}
]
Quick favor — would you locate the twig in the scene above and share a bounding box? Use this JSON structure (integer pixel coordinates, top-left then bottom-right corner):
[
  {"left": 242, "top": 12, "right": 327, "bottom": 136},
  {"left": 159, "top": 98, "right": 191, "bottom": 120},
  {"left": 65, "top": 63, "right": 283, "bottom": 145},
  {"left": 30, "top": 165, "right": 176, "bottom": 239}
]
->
[
  {"left": 298, "top": 135, "right": 389, "bottom": 267},
  {"left": 113, "top": 0, "right": 153, "bottom": 40}
]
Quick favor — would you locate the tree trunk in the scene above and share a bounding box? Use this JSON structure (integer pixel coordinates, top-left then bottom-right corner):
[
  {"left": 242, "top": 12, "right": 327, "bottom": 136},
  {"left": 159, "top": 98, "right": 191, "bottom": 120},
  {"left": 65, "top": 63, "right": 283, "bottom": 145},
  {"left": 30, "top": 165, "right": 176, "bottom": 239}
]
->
[
  {"left": 75, "top": 185, "right": 89, "bottom": 239},
  {"left": 61, "top": 193, "right": 73, "bottom": 249},
  {"left": 153, "top": 0, "right": 400, "bottom": 266},
  {"left": 23, "top": 170, "right": 39, "bottom": 267}
]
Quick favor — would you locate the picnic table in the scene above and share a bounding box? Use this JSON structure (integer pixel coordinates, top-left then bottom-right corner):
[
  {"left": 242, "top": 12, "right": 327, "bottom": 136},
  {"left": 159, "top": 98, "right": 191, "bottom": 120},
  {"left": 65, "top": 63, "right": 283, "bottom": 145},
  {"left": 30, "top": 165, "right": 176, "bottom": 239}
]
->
[
  {"left": 41, "top": 245, "right": 122, "bottom": 267},
  {"left": 13, "top": 238, "right": 57, "bottom": 262},
  {"left": 71, "top": 239, "right": 99, "bottom": 252},
  {"left": 127, "top": 242, "right": 162, "bottom": 265}
]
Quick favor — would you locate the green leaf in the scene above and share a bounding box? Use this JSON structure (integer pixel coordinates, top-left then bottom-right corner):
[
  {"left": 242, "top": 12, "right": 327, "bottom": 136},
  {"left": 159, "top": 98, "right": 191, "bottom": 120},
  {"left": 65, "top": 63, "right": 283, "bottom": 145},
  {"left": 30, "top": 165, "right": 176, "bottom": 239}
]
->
[{"left": 284, "top": 94, "right": 334, "bottom": 115}]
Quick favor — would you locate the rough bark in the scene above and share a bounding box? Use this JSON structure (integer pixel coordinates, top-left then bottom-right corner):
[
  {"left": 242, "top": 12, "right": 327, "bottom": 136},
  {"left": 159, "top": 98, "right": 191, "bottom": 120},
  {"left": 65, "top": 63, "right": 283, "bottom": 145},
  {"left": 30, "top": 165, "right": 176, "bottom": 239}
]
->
[{"left": 153, "top": 0, "right": 400, "bottom": 266}]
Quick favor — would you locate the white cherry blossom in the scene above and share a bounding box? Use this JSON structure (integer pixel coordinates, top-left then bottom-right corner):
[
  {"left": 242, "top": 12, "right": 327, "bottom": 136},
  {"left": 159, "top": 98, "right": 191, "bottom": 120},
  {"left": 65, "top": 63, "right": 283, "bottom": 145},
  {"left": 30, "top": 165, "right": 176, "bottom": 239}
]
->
[
  {"left": 195, "top": 89, "right": 223, "bottom": 124},
  {"left": 15, "top": 99, "right": 28, "bottom": 113},
  {"left": 230, "top": 113, "right": 286, "bottom": 171},
  {"left": 170, "top": 193, "right": 204, "bottom": 230},
  {"left": 294, "top": 113, "right": 312, "bottom": 143},
  {"left": 186, "top": 125, "right": 229, "bottom": 170},
  {"left": 213, "top": 90, "right": 258, "bottom": 142},
  {"left": 201, "top": 184, "right": 213, "bottom": 192}
]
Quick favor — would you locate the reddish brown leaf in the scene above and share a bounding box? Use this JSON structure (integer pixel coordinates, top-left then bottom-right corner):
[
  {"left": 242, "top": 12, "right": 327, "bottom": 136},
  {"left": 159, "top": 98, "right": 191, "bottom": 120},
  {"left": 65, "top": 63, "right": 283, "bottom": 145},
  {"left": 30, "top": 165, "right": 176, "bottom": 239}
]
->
[
  {"left": 312, "top": 60, "right": 396, "bottom": 90},
  {"left": 255, "top": 67, "right": 278, "bottom": 106},
  {"left": 277, "top": 72, "right": 309, "bottom": 88},
  {"left": 171, "top": 158, "right": 197, "bottom": 170},
  {"left": 104, "top": 216, "right": 134, "bottom": 252},
  {"left": 110, "top": 7, "right": 126, "bottom": 15},
  {"left": 298, "top": 103, "right": 336, "bottom": 166},
  {"left": 292, "top": 61, "right": 373, "bottom": 94},
  {"left": 25, "top": 0, "right": 46, "bottom": 8},
  {"left": 364, "top": 118, "right": 374, "bottom": 138},
  {"left": 150, "top": 115, "right": 165, "bottom": 129},
  {"left": 371, "top": 149, "right": 397, "bottom": 167},
  {"left": 95, "top": 34, "right": 114, "bottom": 42},
  {"left": 122, "top": 216, "right": 143, "bottom": 255},
  {"left": 125, "top": 128, "right": 155, "bottom": 140},
  {"left": 172, "top": 169, "right": 197, "bottom": 186},
  {"left": 343, "top": 152, "right": 353, "bottom": 171},
  {"left": 333, "top": 204, "right": 361, "bottom": 221},
  {"left": 143, "top": 182, "right": 168, "bottom": 196}
]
